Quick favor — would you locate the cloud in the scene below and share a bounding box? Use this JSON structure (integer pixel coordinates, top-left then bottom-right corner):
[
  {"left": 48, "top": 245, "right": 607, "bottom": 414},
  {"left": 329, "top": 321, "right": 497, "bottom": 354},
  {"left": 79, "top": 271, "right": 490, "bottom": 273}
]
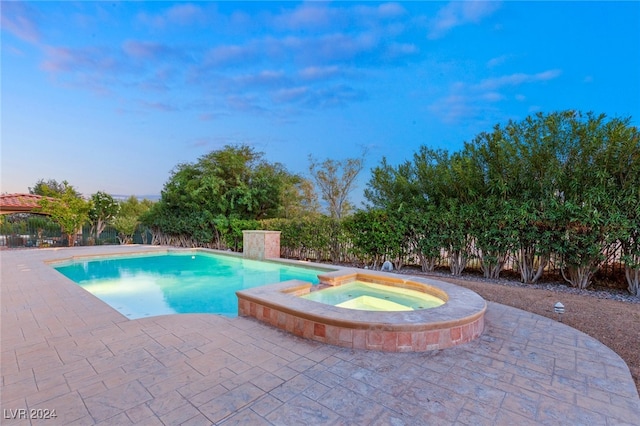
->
[
  {"left": 273, "top": 86, "right": 310, "bottom": 104},
  {"left": 41, "top": 46, "right": 123, "bottom": 73},
  {"left": 269, "top": 2, "right": 407, "bottom": 32},
  {"left": 138, "top": 3, "right": 206, "bottom": 28},
  {"left": 272, "top": 84, "right": 366, "bottom": 109},
  {"left": 225, "top": 94, "right": 266, "bottom": 114},
  {"left": 475, "top": 69, "right": 562, "bottom": 90},
  {"left": 32, "top": 2, "right": 425, "bottom": 119},
  {"left": 138, "top": 100, "right": 178, "bottom": 112},
  {"left": 1, "top": 2, "right": 41, "bottom": 44},
  {"left": 487, "top": 54, "right": 509, "bottom": 68},
  {"left": 429, "top": 94, "right": 478, "bottom": 124},
  {"left": 385, "top": 42, "right": 418, "bottom": 60},
  {"left": 233, "top": 70, "right": 289, "bottom": 89},
  {"left": 429, "top": 69, "right": 562, "bottom": 124},
  {"left": 271, "top": 4, "right": 336, "bottom": 31},
  {"left": 355, "top": 3, "right": 407, "bottom": 18},
  {"left": 428, "top": 1, "right": 501, "bottom": 39},
  {"left": 122, "top": 40, "right": 181, "bottom": 61},
  {"left": 299, "top": 66, "right": 342, "bottom": 81},
  {"left": 205, "top": 43, "right": 259, "bottom": 67}
]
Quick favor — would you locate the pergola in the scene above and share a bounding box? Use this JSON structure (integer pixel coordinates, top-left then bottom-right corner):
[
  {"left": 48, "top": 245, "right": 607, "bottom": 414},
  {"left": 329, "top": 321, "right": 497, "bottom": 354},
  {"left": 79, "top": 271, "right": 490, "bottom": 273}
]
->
[{"left": 0, "top": 194, "right": 52, "bottom": 215}]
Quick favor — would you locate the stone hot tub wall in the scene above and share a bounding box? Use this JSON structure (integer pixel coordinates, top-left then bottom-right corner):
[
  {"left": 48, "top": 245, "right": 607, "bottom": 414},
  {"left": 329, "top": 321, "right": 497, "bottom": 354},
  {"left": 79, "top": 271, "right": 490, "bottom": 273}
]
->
[{"left": 236, "top": 269, "right": 486, "bottom": 352}]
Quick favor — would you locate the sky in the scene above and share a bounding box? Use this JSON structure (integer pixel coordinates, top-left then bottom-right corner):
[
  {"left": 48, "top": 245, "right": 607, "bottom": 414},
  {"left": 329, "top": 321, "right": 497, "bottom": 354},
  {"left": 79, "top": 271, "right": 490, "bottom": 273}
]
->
[{"left": 2, "top": 1, "right": 639, "bottom": 205}]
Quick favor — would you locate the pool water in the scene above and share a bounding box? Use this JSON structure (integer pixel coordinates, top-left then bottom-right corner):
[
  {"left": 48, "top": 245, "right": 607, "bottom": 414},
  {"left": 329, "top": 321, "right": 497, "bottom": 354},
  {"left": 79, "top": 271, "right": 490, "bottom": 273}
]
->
[
  {"left": 301, "top": 281, "right": 444, "bottom": 311},
  {"left": 55, "top": 252, "right": 326, "bottom": 318}
]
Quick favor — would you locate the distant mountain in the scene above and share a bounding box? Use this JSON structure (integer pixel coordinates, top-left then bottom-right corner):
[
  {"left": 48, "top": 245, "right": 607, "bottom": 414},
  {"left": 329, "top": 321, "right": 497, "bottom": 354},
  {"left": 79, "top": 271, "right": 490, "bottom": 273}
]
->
[{"left": 111, "top": 194, "right": 161, "bottom": 202}]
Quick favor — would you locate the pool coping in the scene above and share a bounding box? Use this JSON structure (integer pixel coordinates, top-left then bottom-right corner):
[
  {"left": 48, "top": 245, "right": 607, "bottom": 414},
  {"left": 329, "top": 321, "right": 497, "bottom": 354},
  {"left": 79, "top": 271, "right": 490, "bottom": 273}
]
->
[{"left": 237, "top": 269, "right": 487, "bottom": 352}]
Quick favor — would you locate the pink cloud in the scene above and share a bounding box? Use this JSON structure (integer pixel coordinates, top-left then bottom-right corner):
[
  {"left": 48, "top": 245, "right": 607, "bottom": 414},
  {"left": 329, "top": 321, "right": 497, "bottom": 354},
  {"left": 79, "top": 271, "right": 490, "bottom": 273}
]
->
[
  {"left": 41, "top": 46, "right": 120, "bottom": 73},
  {"left": 1, "top": 2, "right": 41, "bottom": 44},
  {"left": 122, "top": 40, "right": 181, "bottom": 61}
]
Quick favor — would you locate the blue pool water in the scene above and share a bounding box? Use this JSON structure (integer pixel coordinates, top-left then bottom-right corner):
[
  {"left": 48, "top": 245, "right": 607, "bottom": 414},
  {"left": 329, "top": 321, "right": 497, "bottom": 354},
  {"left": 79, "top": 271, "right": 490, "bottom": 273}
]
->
[{"left": 55, "top": 252, "right": 327, "bottom": 318}]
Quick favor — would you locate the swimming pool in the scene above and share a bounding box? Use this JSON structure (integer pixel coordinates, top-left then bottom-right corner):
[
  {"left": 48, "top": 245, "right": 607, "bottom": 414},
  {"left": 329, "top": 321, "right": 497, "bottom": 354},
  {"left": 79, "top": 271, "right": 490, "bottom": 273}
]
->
[{"left": 54, "top": 251, "right": 330, "bottom": 318}]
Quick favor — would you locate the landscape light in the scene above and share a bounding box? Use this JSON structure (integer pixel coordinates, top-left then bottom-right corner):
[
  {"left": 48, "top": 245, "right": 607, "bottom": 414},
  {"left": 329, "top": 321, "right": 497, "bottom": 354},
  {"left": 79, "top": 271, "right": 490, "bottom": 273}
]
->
[{"left": 554, "top": 302, "right": 565, "bottom": 322}]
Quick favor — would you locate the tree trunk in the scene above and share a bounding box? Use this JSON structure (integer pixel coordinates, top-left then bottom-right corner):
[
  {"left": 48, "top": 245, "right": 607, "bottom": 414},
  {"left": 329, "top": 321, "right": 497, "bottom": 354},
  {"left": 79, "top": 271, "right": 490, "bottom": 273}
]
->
[
  {"left": 561, "top": 263, "right": 599, "bottom": 289},
  {"left": 479, "top": 250, "right": 507, "bottom": 279},
  {"left": 624, "top": 265, "right": 640, "bottom": 296},
  {"left": 417, "top": 252, "right": 438, "bottom": 272},
  {"left": 516, "top": 246, "right": 547, "bottom": 284},
  {"left": 449, "top": 249, "right": 467, "bottom": 276}
]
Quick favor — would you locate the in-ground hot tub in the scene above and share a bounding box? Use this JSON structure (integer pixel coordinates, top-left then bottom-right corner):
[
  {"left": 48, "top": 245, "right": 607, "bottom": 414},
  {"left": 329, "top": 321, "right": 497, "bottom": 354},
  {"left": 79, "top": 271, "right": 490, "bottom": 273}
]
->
[
  {"left": 301, "top": 280, "right": 445, "bottom": 311},
  {"left": 236, "top": 268, "right": 486, "bottom": 352}
]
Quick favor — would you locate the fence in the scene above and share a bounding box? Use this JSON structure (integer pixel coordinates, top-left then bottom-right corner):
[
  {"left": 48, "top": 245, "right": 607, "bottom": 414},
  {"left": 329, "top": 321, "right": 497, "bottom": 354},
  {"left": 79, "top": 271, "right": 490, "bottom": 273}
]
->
[
  {"left": 277, "top": 237, "right": 628, "bottom": 288},
  {"left": 2, "top": 216, "right": 628, "bottom": 288},
  {"left": 0, "top": 222, "right": 151, "bottom": 248}
]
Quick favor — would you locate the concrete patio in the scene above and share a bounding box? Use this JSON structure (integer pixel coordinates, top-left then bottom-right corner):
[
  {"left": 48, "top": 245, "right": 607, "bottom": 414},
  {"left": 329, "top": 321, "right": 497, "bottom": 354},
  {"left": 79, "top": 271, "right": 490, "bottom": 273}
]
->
[{"left": 1, "top": 246, "right": 639, "bottom": 425}]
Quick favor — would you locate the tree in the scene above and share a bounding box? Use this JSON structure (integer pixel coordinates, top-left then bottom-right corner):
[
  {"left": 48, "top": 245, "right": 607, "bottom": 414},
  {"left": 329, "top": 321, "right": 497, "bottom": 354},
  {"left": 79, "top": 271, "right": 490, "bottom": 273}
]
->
[
  {"left": 308, "top": 154, "right": 364, "bottom": 220},
  {"left": 591, "top": 116, "right": 640, "bottom": 294},
  {"left": 464, "top": 127, "right": 520, "bottom": 279},
  {"left": 343, "top": 209, "right": 407, "bottom": 269},
  {"left": 145, "top": 144, "right": 300, "bottom": 248},
  {"left": 279, "top": 177, "right": 320, "bottom": 219},
  {"left": 88, "top": 192, "right": 119, "bottom": 244},
  {"left": 30, "top": 179, "right": 80, "bottom": 197},
  {"left": 36, "top": 181, "right": 90, "bottom": 246},
  {"left": 308, "top": 153, "right": 365, "bottom": 263},
  {"left": 113, "top": 196, "right": 152, "bottom": 244}
]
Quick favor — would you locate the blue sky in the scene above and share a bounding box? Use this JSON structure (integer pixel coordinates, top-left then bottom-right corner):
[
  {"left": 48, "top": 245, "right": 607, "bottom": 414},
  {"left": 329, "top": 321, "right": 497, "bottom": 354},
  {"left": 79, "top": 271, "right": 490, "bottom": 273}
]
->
[{"left": 2, "top": 1, "right": 639, "bottom": 205}]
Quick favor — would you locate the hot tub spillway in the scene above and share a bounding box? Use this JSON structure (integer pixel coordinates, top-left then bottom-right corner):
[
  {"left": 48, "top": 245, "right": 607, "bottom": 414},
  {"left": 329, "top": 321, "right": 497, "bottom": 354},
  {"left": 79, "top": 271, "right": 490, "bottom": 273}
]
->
[{"left": 236, "top": 269, "right": 486, "bottom": 352}]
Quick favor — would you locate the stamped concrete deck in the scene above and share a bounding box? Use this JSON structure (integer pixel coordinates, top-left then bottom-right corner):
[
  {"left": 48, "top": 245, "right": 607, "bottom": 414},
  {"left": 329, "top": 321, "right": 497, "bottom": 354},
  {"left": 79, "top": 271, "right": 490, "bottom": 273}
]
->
[{"left": 2, "top": 246, "right": 639, "bottom": 425}]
